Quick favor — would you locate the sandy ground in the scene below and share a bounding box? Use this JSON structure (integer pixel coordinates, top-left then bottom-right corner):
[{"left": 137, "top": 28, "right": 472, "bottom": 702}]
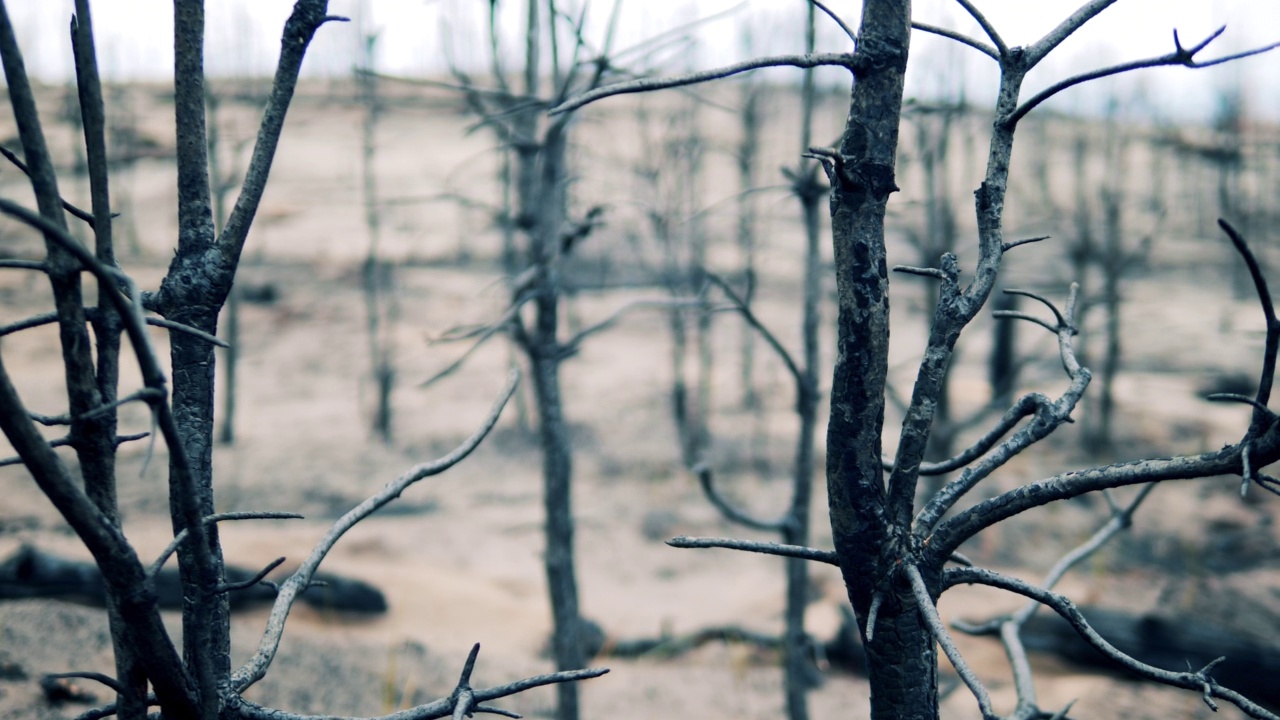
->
[{"left": 0, "top": 80, "right": 1277, "bottom": 719}]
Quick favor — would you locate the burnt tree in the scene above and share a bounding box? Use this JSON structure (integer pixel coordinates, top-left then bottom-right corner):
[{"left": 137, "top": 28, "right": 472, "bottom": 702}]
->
[{"left": 555, "top": 1, "right": 1280, "bottom": 718}]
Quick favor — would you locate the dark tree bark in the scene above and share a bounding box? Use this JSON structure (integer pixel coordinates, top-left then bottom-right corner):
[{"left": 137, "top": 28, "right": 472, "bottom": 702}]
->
[
  {"left": 0, "top": 3, "right": 605, "bottom": 718},
  {"left": 822, "top": 2, "right": 926, "bottom": 715}
]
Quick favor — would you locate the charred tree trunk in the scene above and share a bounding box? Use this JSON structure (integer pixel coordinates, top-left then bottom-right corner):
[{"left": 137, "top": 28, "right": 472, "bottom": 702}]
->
[{"left": 823, "top": 2, "right": 937, "bottom": 718}]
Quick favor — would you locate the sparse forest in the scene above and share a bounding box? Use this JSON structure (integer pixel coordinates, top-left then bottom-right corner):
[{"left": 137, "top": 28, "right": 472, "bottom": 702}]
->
[{"left": 1, "top": 2, "right": 1280, "bottom": 720}]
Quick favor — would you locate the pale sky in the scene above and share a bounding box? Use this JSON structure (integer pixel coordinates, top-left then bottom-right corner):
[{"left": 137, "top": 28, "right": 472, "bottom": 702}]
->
[{"left": 6, "top": 0, "right": 1280, "bottom": 122}]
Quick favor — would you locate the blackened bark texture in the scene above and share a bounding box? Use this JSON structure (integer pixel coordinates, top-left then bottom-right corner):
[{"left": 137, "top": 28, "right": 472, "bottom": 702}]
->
[
  {"left": 154, "top": 4, "right": 334, "bottom": 714},
  {"left": 0, "top": 353, "right": 199, "bottom": 719},
  {"left": 164, "top": 6, "right": 231, "bottom": 716},
  {"left": 823, "top": 1, "right": 935, "bottom": 718},
  {"left": 72, "top": 2, "right": 146, "bottom": 715}
]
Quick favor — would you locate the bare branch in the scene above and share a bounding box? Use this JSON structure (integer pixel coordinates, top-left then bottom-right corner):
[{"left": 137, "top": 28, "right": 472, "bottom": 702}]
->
[
  {"left": 1205, "top": 393, "right": 1273, "bottom": 416},
  {"left": 0, "top": 311, "right": 58, "bottom": 338},
  {"left": 1021, "top": 483, "right": 1154, "bottom": 619},
  {"left": 562, "top": 297, "right": 704, "bottom": 354},
  {"left": 1218, "top": 219, "right": 1278, "bottom": 430},
  {"left": 232, "top": 369, "right": 520, "bottom": 691},
  {"left": 550, "top": 53, "right": 853, "bottom": 115},
  {"left": 226, "top": 664, "right": 608, "bottom": 720},
  {"left": 0, "top": 349, "right": 195, "bottom": 713},
  {"left": 1002, "top": 235, "right": 1051, "bottom": 253},
  {"left": 991, "top": 311, "right": 1058, "bottom": 334},
  {"left": 911, "top": 22, "right": 998, "bottom": 61},
  {"left": 216, "top": 557, "right": 286, "bottom": 593},
  {"left": 884, "top": 252, "right": 964, "bottom": 524},
  {"left": 885, "top": 392, "right": 1050, "bottom": 476},
  {"left": 1023, "top": 0, "right": 1118, "bottom": 66},
  {"left": 704, "top": 272, "right": 804, "bottom": 386},
  {"left": 667, "top": 535, "right": 838, "bottom": 565},
  {"left": 148, "top": 511, "right": 305, "bottom": 578},
  {"left": 0, "top": 308, "right": 227, "bottom": 348},
  {"left": 809, "top": 0, "right": 857, "bottom": 43},
  {"left": 0, "top": 144, "right": 100, "bottom": 228},
  {"left": 29, "top": 388, "right": 162, "bottom": 427},
  {"left": 945, "top": 567, "right": 1280, "bottom": 720},
  {"left": 218, "top": 3, "right": 349, "bottom": 266},
  {"left": 43, "top": 672, "right": 123, "bottom": 695},
  {"left": 691, "top": 463, "right": 790, "bottom": 532},
  {"left": 360, "top": 70, "right": 542, "bottom": 106},
  {"left": 926, "top": 435, "right": 1270, "bottom": 564},
  {"left": 0, "top": 258, "right": 46, "bottom": 271},
  {"left": 1011, "top": 27, "right": 1280, "bottom": 126},
  {"left": 906, "top": 565, "right": 995, "bottom": 719},
  {"left": 143, "top": 316, "right": 229, "bottom": 348},
  {"left": 893, "top": 265, "right": 949, "bottom": 280},
  {"left": 945, "top": 484, "right": 1159, "bottom": 715},
  {"left": 915, "top": 288, "right": 1090, "bottom": 537},
  {"left": 0, "top": 431, "right": 148, "bottom": 468},
  {"left": 1002, "top": 289, "right": 1067, "bottom": 329},
  {"left": 953, "top": 0, "right": 1009, "bottom": 57}
]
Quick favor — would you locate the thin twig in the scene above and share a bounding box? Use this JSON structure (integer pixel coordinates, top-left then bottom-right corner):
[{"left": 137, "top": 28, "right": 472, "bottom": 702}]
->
[
  {"left": 991, "top": 311, "right": 1058, "bottom": 334},
  {"left": 0, "top": 431, "right": 148, "bottom": 468},
  {"left": 911, "top": 22, "right": 998, "bottom": 61},
  {"left": 945, "top": 566, "right": 1280, "bottom": 720},
  {"left": 143, "top": 316, "right": 229, "bottom": 348},
  {"left": 226, "top": 663, "right": 608, "bottom": 720},
  {"left": 232, "top": 370, "right": 520, "bottom": 691},
  {"left": 1023, "top": 0, "right": 1118, "bottom": 66},
  {"left": 704, "top": 272, "right": 804, "bottom": 386},
  {"left": 0, "top": 311, "right": 58, "bottom": 338},
  {"left": 865, "top": 592, "right": 883, "bottom": 642},
  {"left": 0, "top": 309, "right": 226, "bottom": 348},
  {"left": 0, "top": 144, "right": 100, "bottom": 228},
  {"left": 44, "top": 672, "right": 123, "bottom": 695},
  {"left": 1002, "top": 235, "right": 1051, "bottom": 252},
  {"left": 29, "top": 388, "right": 164, "bottom": 427},
  {"left": 915, "top": 286, "right": 1091, "bottom": 539},
  {"left": 1218, "top": 219, "right": 1278, "bottom": 431},
  {"left": 893, "top": 265, "right": 948, "bottom": 280},
  {"left": 562, "top": 297, "right": 705, "bottom": 354},
  {"left": 216, "top": 557, "right": 286, "bottom": 593},
  {"left": 954, "top": 0, "right": 1009, "bottom": 57},
  {"left": 691, "top": 463, "right": 789, "bottom": 532},
  {"left": 421, "top": 300, "right": 528, "bottom": 389},
  {"left": 808, "top": 0, "right": 857, "bottom": 43},
  {"left": 885, "top": 392, "right": 1048, "bottom": 475},
  {"left": 1011, "top": 27, "right": 1280, "bottom": 126},
  {"left": 550, "top": 53, "right": 853, "bottom": 115},
  {"left": 667, "top": 535, "right": 837, "bottom": 565},
  {"left": 906, "top": 565, "right": 995, "bottom": 719},
  {"left": 148, "top": 511, "right": 305, "bottom": 578},
  {"left": 0, "top": 258, "right": 46, "bottom": 271},
  {"left": 1003, "top": 289, "right": 1067, "bottom": 329}
]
